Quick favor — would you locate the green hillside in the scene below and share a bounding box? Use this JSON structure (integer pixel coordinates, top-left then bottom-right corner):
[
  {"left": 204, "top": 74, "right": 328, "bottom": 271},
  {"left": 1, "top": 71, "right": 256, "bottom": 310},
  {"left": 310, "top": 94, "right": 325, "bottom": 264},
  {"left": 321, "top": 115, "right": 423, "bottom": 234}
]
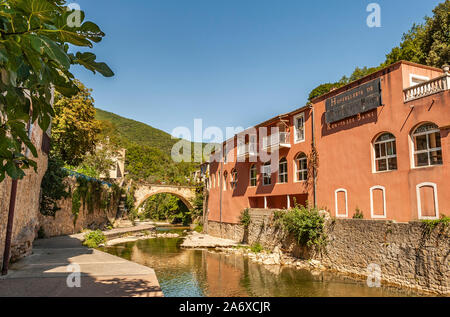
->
[
  {"left": 95, "top": 108, "right": 200, "bottom": 185},
  {"left": 95, "top": 108, "right": 181, "bottom": 155}
]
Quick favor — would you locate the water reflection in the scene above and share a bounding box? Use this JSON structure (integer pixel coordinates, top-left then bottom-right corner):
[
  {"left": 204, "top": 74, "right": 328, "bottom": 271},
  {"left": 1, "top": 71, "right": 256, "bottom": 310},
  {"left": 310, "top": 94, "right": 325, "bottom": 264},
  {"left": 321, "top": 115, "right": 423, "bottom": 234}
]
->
[{"left": 102, "top": 235, "right": 423, "bottom": 297}]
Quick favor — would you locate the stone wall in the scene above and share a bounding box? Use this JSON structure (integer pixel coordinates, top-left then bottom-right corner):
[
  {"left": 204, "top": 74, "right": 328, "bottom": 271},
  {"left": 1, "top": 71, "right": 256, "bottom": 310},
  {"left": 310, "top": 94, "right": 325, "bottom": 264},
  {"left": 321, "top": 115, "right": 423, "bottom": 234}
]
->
[
  {"left": 38, "top": 178, "right": 120, "bottom": 237},
  {"left": 207, "top": 209, "right": 449, "bottom": 295},
  {"left": 0, "top": 127, "right": 48, "bottom": 268}
]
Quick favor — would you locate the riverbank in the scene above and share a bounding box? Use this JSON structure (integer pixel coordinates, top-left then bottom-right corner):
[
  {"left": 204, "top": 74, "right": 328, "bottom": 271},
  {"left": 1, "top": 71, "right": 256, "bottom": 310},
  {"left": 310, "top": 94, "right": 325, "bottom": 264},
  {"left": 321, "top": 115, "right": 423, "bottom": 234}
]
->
[{"left": 0, "top": 235, "right": 163, "bottom": 297}]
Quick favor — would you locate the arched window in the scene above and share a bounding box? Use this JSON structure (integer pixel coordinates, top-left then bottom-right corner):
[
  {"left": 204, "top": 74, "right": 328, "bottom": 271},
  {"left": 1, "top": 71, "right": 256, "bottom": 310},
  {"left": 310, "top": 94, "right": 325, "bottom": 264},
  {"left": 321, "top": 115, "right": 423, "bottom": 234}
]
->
[
  {"left": 412, "top": 123, "right": 442, "bottom": 167},
  {"left": 223, "top": 171, "right": 228, "bottom": 191},
  {"left": 230, "top": 169, "right": 238, "bottom": 189},
  {"left": 262, "top": 162, "right": 272, "bottom": 186},
  {"left": 278, "top": 158, "right": 288, "bottom": 183},
  {"left": 374, "top": 133, "right": 397, "bottom": 172},
  {"left": 295, "top": 153, "right": 308, "bottom": 182},
  {"left": 249, "top": 164, "right": 257, "bottom": 187}
]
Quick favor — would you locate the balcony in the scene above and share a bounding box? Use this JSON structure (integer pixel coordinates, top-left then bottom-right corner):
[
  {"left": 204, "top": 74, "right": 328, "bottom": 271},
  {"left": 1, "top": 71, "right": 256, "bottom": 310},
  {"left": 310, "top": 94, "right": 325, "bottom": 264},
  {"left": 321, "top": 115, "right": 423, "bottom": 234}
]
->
[
  {"left": 237, "top": 143, "right": 257, "bottom": 158},
  {"left": 404, "top": 74, "right": 449, "bottom": 102},
  {"left": 262, "top": 132, "right": 291, "bottom": 150}
]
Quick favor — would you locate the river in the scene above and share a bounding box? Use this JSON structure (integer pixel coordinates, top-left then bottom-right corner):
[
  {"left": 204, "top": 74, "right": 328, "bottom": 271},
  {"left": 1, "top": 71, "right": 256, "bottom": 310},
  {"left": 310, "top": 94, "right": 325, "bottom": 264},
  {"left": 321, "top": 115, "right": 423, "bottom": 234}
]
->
[{"left": 100, "top": 226, "right": 425, "bottom": 297}]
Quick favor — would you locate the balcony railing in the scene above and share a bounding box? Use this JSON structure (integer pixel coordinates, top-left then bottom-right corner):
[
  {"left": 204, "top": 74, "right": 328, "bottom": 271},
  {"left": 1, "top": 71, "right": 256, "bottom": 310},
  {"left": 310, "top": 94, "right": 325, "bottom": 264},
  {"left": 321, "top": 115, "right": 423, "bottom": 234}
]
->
[
  {"left": 404, "top": 74, "right": 449, "bottom": 102},
  {"left": 237, "top": 143, "right": 257, "bottom": 157},
  {"left": 262, "top": 132, "right": 291, "bottom": 150}
]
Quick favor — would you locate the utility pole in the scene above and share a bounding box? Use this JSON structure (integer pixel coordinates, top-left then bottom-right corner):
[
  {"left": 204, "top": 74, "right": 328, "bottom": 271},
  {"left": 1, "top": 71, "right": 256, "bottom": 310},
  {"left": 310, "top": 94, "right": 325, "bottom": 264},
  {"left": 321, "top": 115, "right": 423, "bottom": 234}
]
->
[{"left": 2, "top": 178, "right": 18, "bottom": 275}]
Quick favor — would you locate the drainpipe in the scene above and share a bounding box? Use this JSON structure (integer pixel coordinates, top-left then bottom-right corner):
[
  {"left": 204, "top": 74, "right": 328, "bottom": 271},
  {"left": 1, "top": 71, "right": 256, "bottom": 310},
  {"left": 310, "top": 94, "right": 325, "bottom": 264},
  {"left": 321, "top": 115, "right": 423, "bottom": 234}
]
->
[
  {"left": 310, "top": 104, "right": 317, "bottom": 207},
  {"left": 219, "top": 159, "right": 224, "bottom": 238}
]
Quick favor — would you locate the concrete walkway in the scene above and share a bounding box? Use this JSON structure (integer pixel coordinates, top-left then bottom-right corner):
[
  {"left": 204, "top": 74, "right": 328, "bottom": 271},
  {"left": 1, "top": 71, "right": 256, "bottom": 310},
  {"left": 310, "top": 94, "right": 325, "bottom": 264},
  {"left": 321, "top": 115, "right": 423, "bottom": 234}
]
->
[{"left": 0, "top": 235, "right": 163, "bottom": 297}]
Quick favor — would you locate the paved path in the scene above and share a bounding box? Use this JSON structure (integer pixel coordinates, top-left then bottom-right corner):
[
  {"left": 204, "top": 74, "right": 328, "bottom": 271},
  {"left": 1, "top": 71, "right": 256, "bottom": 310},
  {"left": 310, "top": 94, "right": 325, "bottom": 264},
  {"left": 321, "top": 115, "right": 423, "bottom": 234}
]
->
[{"left": 0, "top": 235, "right": 163, "bottom": 297}]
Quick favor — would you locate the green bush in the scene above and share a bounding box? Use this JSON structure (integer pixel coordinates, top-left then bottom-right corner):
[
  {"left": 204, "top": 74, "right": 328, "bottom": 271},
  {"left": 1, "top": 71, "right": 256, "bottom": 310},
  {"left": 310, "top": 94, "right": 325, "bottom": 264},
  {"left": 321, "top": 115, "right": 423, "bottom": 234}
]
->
[
  {"left": 194, "top": 224, "right": 203, "bottom": 233},
  {"left": 422, "top": 215, "right": 449, "bottom": 234},
  {"left": 353, "top": 208, "right": 364, "bottom": 219},
  {"left": 83, "top": 230, "right": 107, "bottom": 248},
  {"left": 250, "top": 243, "right": 263, "bottom": 253},
  {"left": 279, "top": 205, "right": 327, "bottom": 249},
  {"left": 239, "top": 208, "right": 251, "bottom": 228}
]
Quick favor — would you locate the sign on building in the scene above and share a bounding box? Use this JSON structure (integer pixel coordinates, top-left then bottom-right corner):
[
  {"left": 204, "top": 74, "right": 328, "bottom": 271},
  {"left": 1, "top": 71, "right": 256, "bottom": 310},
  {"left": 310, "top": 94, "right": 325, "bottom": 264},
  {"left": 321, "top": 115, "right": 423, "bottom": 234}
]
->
[{"left": 325, "top": 78, "right": 382, "bottom": 124}]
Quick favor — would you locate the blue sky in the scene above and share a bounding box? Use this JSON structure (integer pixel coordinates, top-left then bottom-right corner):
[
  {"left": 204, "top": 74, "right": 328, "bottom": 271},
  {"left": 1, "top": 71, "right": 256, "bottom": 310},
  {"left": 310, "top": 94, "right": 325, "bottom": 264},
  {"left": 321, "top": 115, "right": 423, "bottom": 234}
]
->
[{"left": 72, "top": 0, "right": 442, "bottom": 138}]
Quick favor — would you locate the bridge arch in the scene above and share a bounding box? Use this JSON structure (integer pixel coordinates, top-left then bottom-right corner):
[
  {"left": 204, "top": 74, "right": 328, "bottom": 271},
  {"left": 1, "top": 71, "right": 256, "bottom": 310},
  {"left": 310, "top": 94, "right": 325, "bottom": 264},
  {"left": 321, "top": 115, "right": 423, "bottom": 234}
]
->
[{"left": 134, "top": 184, "right": 196, "bottom": 211}]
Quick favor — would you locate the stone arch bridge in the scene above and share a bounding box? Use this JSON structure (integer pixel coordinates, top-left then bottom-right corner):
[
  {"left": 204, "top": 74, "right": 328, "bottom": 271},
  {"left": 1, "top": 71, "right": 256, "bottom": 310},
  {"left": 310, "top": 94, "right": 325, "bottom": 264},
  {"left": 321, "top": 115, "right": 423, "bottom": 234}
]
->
[{"left": 134, "top": 182, "right": 197, "bottom": 210}]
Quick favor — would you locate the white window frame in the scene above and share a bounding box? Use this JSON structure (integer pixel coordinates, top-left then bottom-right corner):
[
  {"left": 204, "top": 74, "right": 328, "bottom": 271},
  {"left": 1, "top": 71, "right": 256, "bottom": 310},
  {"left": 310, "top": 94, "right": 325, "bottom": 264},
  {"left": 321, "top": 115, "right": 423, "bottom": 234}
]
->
[
  {"left": 262, "top": 163, "right": 272, "bottom": 186},
  {"left": 411, "top": 124, "right": 442, "bottom": 168},
  {"left": 370, "top": 186, "right": 387, "bottom": 219},
  {"left": 249, "top": 164, "right": 257, "bottom": 187},
  {"left": 373, "top": 133, "right": 397, "bottom": 173},
  {"left": 409, "top": 74, "right": 429, "bottom": 87},
  {"left": 416, "top": 182, "right": 439, "bottom": 220},
  {"left": 334, "top": 188, "right": 348, "bottom": 218},
  {"left": 278, "top": 158, "right": 288, "bottom": 184},
  {"left": 293, "top": 113, "right": 305, "bottom": 143},
  {"left": 294, "top": 153, "right": 308, "bottom": 182}
]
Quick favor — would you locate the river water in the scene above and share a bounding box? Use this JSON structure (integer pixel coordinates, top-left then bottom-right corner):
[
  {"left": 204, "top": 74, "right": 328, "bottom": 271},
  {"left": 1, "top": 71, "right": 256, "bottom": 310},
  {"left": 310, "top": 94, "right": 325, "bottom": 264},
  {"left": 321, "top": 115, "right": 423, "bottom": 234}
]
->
[{"left": 101, "top": 226, "right": 424, "bottom": 297}]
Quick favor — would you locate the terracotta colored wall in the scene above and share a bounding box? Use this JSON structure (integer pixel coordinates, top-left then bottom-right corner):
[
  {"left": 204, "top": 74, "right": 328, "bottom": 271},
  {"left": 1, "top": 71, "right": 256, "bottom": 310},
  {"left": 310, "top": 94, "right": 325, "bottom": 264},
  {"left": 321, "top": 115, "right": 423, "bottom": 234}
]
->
[
  {"left": 314, "top": 63, "right": 449, "bottom": 222},
  {"left": 208, "top": 62, "right": 449, "bottom": 224}
]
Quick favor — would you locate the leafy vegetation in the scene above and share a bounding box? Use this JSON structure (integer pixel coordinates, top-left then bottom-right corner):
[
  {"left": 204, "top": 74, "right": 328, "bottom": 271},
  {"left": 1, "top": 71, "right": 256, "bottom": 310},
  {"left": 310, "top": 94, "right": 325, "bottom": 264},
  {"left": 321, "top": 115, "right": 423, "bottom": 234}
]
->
[
  {"left": 51, "top": 80, "right": 101, "bottom": 166},
  {"left": 239, "top": 208, "right": 251, "bottom": 228},
  {"left": 141, "top": 193, "right": 192, "bottom": 225},
  {"left": 353, "top": 208, "right": 364, "bottom": 219},
  {"left": 421, "top": 215, "right": 450, "bottom": 234},
  {"left": 276, "top": 205, "right": 327, "bottom": 249},
  {"left": 250, "top": 243, "right": 264, "bottom": 253},
  {"left": 40, "top": 157, "right": 70, "bottom": 216},
  {"left": 308, "top": 1, "right": 450, "bottom": 101},
  {"left": 0, "top": 0, "right": 113, "bottom": 182},
  {"left": 83, "top": 230, "right": 106, "bottom": 248}
]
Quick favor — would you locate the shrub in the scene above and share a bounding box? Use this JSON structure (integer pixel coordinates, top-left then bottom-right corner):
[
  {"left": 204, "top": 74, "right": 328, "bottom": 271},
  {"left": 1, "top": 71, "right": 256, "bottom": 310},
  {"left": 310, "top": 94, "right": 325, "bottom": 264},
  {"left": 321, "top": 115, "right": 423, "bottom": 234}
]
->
[
  {"left": 239, "top": 208, "right": 251, "bottom": 228},
  {"left": 353, "top": 208, "right": 364, "bottom": 219},
  {"left": 279, "top": 205, "right": 327, "bottom": 249},
  {"left": 83, "top": 230, "right": 107, "bottom": 248},
  {"left": 194, "top": 224, "right": 203, "bottom": 233},
  {"left": 422, "top": 214, "right": 450, "bottom": 234},
  {"left": 250, "top": 243, "right": 263, "bottom": 253}
]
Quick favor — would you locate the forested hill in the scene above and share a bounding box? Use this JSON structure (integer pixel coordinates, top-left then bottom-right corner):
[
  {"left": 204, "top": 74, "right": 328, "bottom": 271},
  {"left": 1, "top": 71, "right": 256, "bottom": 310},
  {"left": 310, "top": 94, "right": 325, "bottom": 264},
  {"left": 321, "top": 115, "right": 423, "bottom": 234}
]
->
[
  {"left": 95, "top": 108, "right": 184, "bottom": 155},
  {"left": 95, "top": 108, "right": 199, "bottom": 185}
]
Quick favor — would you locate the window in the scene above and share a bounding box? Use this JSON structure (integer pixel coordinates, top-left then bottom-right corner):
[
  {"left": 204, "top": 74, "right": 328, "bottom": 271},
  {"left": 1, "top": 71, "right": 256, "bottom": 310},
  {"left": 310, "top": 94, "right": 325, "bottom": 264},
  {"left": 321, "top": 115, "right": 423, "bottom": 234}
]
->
[
  {"left": 278, "top": 158, "right": 288, "bottom": 183},
  {"left": 231, "top": 169, "right": 237, "bottom": 189},
  {"left": 217, "top": 172, "right": 220, "bottom": 189},
  {"left": 249, "top": 164, "right": 257, "bottom": 187},
  {"left": 295, "top": 153, "right": 308, "bottom": 182},
  {"left": 294, "top": 113, "right": 305, "bottom": 143},
  {"left": 335, "top": 189, "right": 348, "bottom": 217},
  {"left": 416, "top": 182, "right": 439, "bottom": 220},
  {"left": 262, "top": 162, "right": 272, "bottom": 186},
  {"left": 412, "top": 123, "right": 442, "bottom": 167},
  {"left": 370, "top": 186, "right": 386, "bottom": 219},
  {"left": 223, "top": 171, "right": 228, "bottom": 191},
  {"left": 374, "top": 133, "right": 397, "bottom": 172}
]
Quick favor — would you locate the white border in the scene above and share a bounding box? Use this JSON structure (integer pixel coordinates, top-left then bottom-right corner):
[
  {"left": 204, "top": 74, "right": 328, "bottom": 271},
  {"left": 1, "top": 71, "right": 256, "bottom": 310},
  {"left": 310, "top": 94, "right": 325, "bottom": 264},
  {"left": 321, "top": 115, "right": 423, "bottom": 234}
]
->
[
  {"left": 334, "top": 188, "right": 348, "bottom": 218},
  {"left": 416, "top": 182, "right": 439, "bottom": 220},
  {"left": 249, "top": 164, "right": 257, "bottom": 187},
  {"left": 370, "top": 186, "right": 387, "bottom": 219},
  {"left": 293, "top": 112, "right": 305, "bottom": 144}
]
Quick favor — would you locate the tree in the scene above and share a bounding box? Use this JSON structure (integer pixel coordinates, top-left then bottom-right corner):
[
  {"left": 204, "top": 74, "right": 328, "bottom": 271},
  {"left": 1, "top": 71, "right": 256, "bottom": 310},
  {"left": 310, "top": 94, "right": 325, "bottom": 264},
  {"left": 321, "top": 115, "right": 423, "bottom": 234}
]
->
[
  {"left": 0, "top": 0, "right": 113, "bottom": 182},
  {"left": 384, "top": 1, "right": 450, "bottom": 68},
  {"left": 51, "top": 80, "right": 100, "bottom": 166}
]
